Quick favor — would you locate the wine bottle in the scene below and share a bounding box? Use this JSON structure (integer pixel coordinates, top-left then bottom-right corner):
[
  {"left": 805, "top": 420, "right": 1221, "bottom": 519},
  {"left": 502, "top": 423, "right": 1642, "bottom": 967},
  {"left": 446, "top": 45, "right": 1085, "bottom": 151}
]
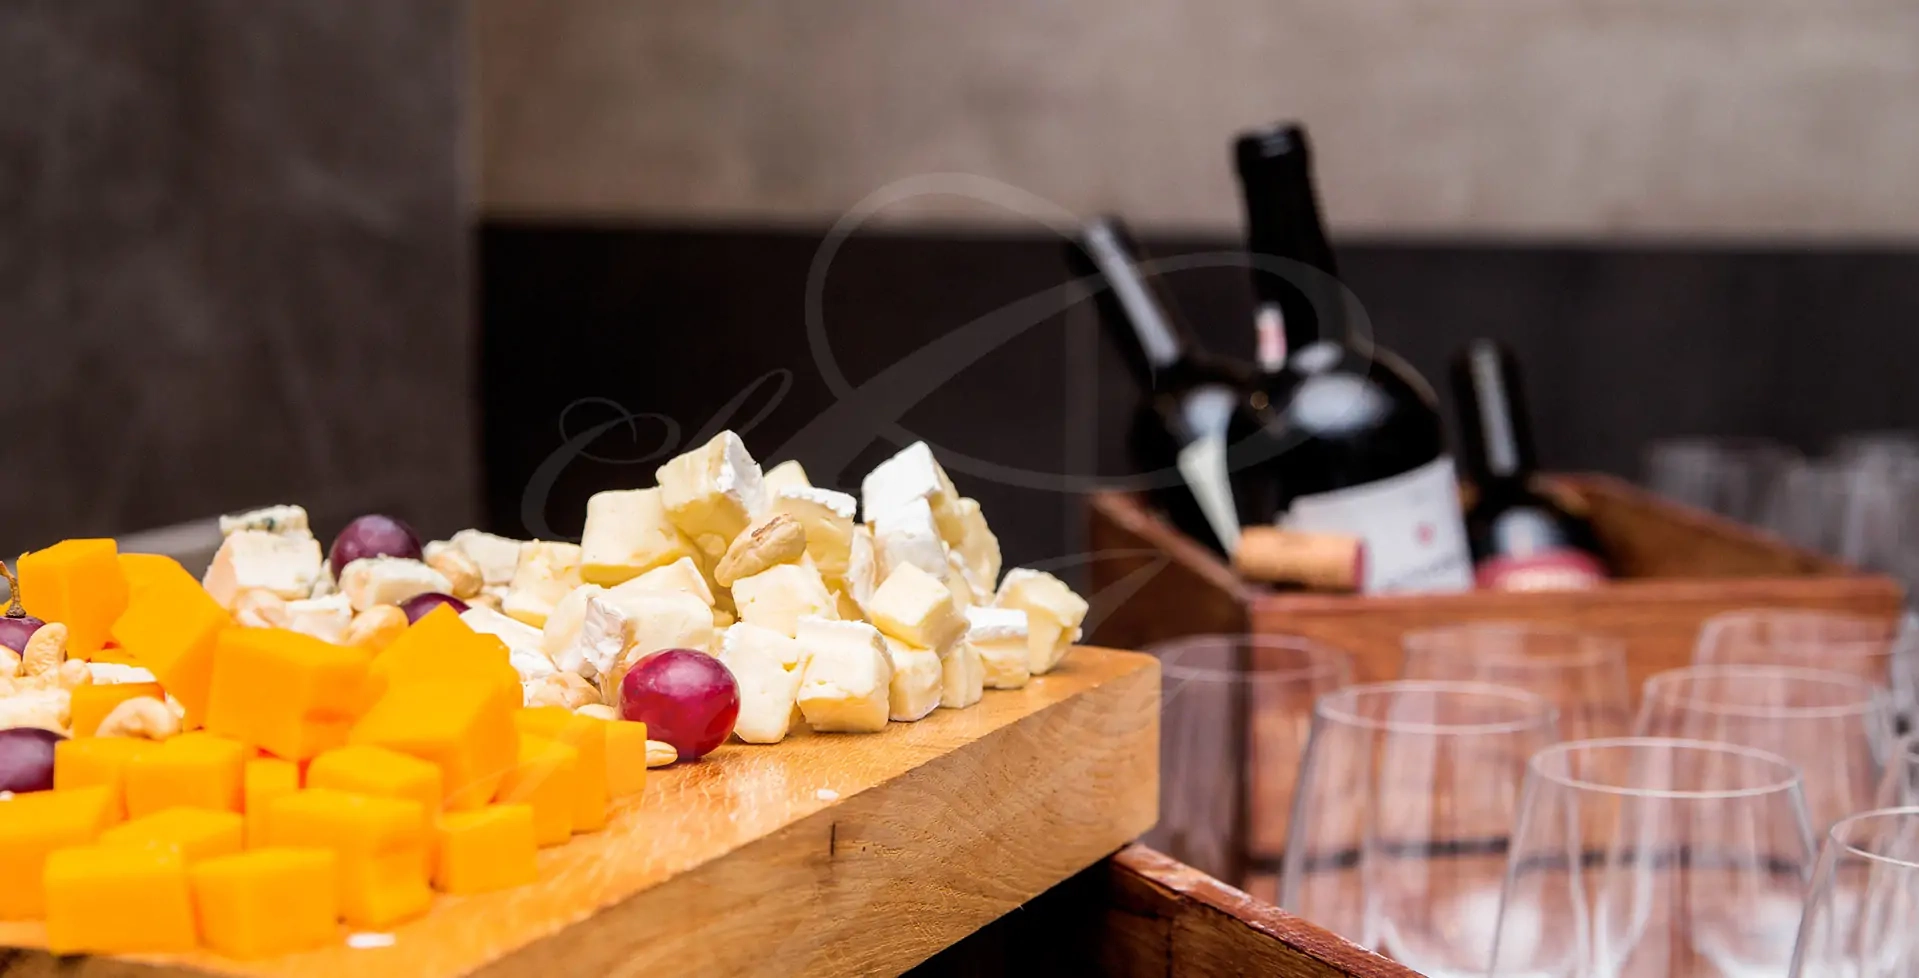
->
[
  {"left": 1070, "top": 217, "right": 1259, "bottom": 554},
  {"left": 1452, "top": 339, "right": 1607, "bottom": 590},
  {"left": 1231, "top": 122, "right": 1474, "bottom": 593}
]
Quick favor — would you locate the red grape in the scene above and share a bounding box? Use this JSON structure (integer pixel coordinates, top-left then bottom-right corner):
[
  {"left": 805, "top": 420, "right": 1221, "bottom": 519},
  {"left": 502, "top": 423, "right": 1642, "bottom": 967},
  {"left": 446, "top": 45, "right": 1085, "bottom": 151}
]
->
[
  {"left": 328, "top": 515, "right": 423, "bottom": 577},
  {"left": 0, "top": 727, "right": 63, "bottom": 793},
  {"left": 400, "top": 592, "right": 468, "bottom": 623},
  {"left": 0, "top": 614, "right": 45, "bottom": 655},
  {"left": 619, "top": 649, "right": 739, "bottom": 761}
]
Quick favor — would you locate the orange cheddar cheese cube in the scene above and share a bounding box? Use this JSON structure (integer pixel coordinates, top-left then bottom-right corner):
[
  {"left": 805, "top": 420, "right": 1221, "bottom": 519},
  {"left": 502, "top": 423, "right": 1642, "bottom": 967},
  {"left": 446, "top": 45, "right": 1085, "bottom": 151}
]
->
[
  {"left": 604, "top": 719, "right": 649, "bottom": 799},
  {"left": 307, "top": 745, "right": 444, "bottom": 817},
  {"left": 513, "top": 707, "right": 608, "bottom": 832},
  {"left": 18, "top": 538, "right": 128, "bottom": 658},
  {"left": 87, "top": 642, "right": 142, "bottom": 666},
  {"left": 111, "top": 579, "right": 229, "bottom": 726},
  {"left": 494, "top": 735, "right": 578, "bottom": 846},
  {"left": 118, "top": 552, "right": 201, "bottom": 598},
  {"left": 191, "top": 848, "right": 340, "bottom": 958},
  {"left": 434, "top": 804, "right": 539, "bottom": 894},
  {"left": 44, "top": 845, "right": 196, "bottom": 953},
  {"left": 264, "top": 789, "right": 430, "bottom": 929},
  {"left": 69, "top": 682, "right": 166, "bottom": 737},
  {"left": 205, "top": 628, "right": 372, "bottom": 760},
  {"left": 99, "top": 806, "right": 245, "bottom": 863},
  {"left": 125, "top": 731, "right": 248, "bottom": 817},
  {"left": 244, "top": 758, "right": 303, "bottom": 848},
  {"left": 55, "top": 737, "right": 157, "bottom": 819},
  {"left": 0, "top": 786, "right": 119, "bottom": 919},
  {"left": 359, "top": 606, "right": 519, "bottom": 714},
  {"left": 350, "top": 678, "right": 517, "bottom": 810}
]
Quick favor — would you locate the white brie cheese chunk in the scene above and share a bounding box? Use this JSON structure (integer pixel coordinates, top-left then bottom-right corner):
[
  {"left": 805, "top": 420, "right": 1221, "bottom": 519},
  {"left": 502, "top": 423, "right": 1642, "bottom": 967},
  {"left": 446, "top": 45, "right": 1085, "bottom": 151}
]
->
[
  {"left": 794, "top": 617, "right": 893, "bottom": 733},
  {"left": 945, "top": 497, "right": 1002, "bottom": 600},
  {"left": 460, "top": 604, "right": 547, "bottom": 658},
  {"left": 718, "top": 627, "right": 806, "bottom": 743},
  {"left": 967, "top": 606, "right": 1032, "bottom": 689},
  {"left": 944, "top": 548, "right": 979, "bottom": 610},
  {"left": 580, "top": 487, "right": 697, "bottom": 585},
  {"left": 539, "top": 584, "right": 607, "bottom": 659},
  {"left": 88, "top": 663, "right": 158, "bottom": 685},
  {"left": 554, "top": 594, "right": 630, "bottom": 681},
  {"left": 602, "top": 588, "right": 718, "bottom": 703},
  {"left": 509, "top": 645, "right": 559, "bottom": 683},
  {"left": 866, "top": 563, "right": 966, "bottom": 653},
  {"left": 202, "top": 530, "right": 326, "bottom": 607},
  {"left": 731, "top": 562, "right": 837, "bottom": 638},
  {"left": 860, "top": 441, "right": 958, "bottom": 525},
  {"left": 994, "top": 569, "right": 1089, "bottom": 676},
  {"left": 940, "top": 639, "right": 984, "bottom": 709},
  {"left": 873, "top": 497, "right": 950, "bottom": 581},
  {"left": 218, "top": 505, "right": 310, "bottom": 538},
  {"left": 446, "top": 529, "right": 528, "bottom": 587},
  {"left": 882, "top": 640, "right": 942, "bottom": 722},
  {"left": 337, "top": 556, "right": 451, "bottom": 614},
  {"left": 610, "top": 555, "right": 715, "bottom": 607},
  {"left": 502, "top": 541, "right": 583, "bottom": 627},
  {"left": 841, "top": 525, "right": 881, "bottom": 617},
  {"left": 656, "top": 431, "right": 765, "bottom": 557},
  {"left": 772, "top": 486, "right": 857, "bottom": 580},
  {"left": 762, "top": 459, "right": 812, "bottom": 496},
  {"left": 283, "top": 593, "right": 354, "bottom": 644}
]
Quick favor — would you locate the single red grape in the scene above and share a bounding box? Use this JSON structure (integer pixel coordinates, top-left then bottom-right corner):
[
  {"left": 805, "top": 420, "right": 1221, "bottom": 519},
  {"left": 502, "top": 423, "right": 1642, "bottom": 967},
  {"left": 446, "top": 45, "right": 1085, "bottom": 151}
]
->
[
  {"left": 0, "top": 614, "right": 45, "bottom": 655},
  {"left": 0, "top": 727, "right": 64, "bottom": 793},
  {"left": 400, "top": 592, "right": 468, "bottom": 623},
  {"left": 328, "top": 514, "right": 424, "bottom": 577},
  {"left": 619, "top": 649, "right": 740, "bottom": 761}
]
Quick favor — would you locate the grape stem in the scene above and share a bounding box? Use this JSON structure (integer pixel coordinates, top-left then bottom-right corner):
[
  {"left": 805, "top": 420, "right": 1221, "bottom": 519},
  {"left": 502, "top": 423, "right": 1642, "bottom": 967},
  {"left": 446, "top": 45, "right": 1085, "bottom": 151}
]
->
[{"left": 0, "top": 559, "right": 23, "bottom": 620}]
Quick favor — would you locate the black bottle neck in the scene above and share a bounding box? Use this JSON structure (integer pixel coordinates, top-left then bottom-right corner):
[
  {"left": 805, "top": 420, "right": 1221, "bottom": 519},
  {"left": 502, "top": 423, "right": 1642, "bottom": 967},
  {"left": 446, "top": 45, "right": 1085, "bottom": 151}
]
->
[
  {"left": 1072, "top": 217, "right": 1196, "bottom": 386},
  {"left": 1453, "top": 339, "right": 1538, "bottom": 485},
  {"left": 1236, "top": 123, "right": 1342, "bottom": 367}
]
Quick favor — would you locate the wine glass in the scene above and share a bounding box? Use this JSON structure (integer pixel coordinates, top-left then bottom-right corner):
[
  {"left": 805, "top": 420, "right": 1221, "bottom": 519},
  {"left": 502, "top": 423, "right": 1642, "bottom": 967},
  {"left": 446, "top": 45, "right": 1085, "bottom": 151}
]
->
[
  {"left": 1490, "top": 738, "right": 1817, "bottom": 978},
  {"left": 1142, "top": 633, "right": 1353, "bottom": 903},
  {"left": 1402, "top": 622, "right": 1633, "bottom": 740},
  {"left": 1789, "top": 806, "right": 1919, "bottom": 978},
  {"left": 1281, "top": 681, "right": 1557, "bottom": 977},
  {"left": 1643, "top": 437, "right": 1796, "bottom": 524},
  {"left": 1695, "top": 609, "right": 1908, "bottom": 685},
  {"left": 1636, "top": 665, "right": 1896, "bottom": 831}
]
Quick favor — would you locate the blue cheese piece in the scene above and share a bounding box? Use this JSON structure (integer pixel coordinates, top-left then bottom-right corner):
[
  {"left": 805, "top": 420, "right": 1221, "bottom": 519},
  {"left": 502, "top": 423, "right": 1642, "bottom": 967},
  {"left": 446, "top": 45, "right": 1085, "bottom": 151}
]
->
[
  {"left": 218, "top": 505, "right": 310, "bottom": 538},
  {"left": 202, "top": 530, "right": 325, "bottom": 607}
]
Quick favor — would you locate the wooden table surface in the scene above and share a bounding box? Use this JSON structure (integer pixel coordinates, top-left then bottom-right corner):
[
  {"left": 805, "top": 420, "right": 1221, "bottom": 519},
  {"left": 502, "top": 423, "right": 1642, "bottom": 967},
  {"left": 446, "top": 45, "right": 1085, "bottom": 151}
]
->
[{"left": 0, "top": 647, "right": 1161, "bottom": 978}]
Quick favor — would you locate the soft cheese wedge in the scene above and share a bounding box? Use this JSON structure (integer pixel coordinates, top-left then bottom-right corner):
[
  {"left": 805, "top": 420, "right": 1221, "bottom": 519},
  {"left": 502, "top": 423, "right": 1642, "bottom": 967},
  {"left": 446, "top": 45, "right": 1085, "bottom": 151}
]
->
[
  {"left": 943, "top": 497, "right": 1002, "bottom": 602},
  {"left": 610, "top": 555, "right": 714, "bottom": 606},
  {"left": 866, "top": 563, "right": 965, "bottom": 653},
  {"left": 502, "top": 541, "right": 583, "bottom": 628},
  {"left": 218, "top": 505, "right": 309, "bottom": 538},
  {"left": 579, "top": 487, "right": 697, "bottom": 585},
  {"left": 771, "top": 486, "right": 857, "bottom": 580},
  {"left": 860, "top": 441, "right": 960, "bottom": 533},
  {"left": 966, "top": 606, "right": 1032, "bottom": 689},
  {"left": 732, "top": 562, "right": 837, "bottom": 638},
  {"left": 656, "top": 431, "right": 765, "bottom": 557},
  {"left": 430, "top": 529, "right": 527, "bottom": 589},
  {"left": 761, "top": 459, "right": 811, "bottom": 495},
  {"left": 994, "top": 569, "right": 1088, "bottom": 675},
  {"left": 202, "top": 530, "right": 324, "bottom": 607},
  {"left": 717, "top": 625, "right": 806, "bottom": 743},
  {"left": 940, "top": 639, "right": 984, "bottom": 709},
  {"left": 282, "top": 594, "right": 353, "bottom": 644},
  {"left": 872, "top": 497, "right": 948, "bottom": 582},
  {"left": 882, "top": 639, "right": 942, "bottom": 722},
  {"left": 794, "top": 618, "right": 892, "bottom": 733},
  {"left": 338, "top": 557, "right": 450, "bottom": 613}
]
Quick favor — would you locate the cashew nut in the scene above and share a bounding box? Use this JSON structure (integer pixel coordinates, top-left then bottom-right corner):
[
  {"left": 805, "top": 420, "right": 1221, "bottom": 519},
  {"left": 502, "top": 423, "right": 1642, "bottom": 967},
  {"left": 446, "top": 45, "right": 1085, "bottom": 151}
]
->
[
  {"left": 427, "top": 549, "right": 484, "bottom": 600},
  {"left": 523, "top": 672, "right": 599, "bottom": 710},
  {"left": 233, "top": 589, "right": 291, "bottom": 629},
  {"left": 343, "top": 604, "right": 409, "bottom": 651},
  {"left": 645, "top": 740, "right": 678, "bottom": 768},
  {"left": 54, "top": 658, "right": 92, "bottom": 691},
  {"left": 712, "top": 607, "right": 736, "bottom": 629},
  {"left": 0, "top": 689, "right": 70, "bottom": 733},
  {"left": 21, "top": 621, "right": 67, "bottom": 677},
  {"left": 573, "top": 703, "right": 619, "bottom": 721},
  {"left": 469, "top": 590, "right": 504, "bottom": 611},
  {"left": 713, "top": 513, "right": 807, "bottom": 587},
  {"left": 95, "top": 696, "right": 181, "bottom": 740},
  {"left": 0, "top": 647, "right": 19, "bottom": 678}
]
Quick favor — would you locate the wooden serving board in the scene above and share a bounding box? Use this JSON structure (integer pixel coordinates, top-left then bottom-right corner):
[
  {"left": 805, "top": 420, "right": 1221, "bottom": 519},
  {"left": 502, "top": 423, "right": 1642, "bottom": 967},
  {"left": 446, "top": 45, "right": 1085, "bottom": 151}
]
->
[{"left": 0, "top": 648, "right": 1160, "bottom": 978}]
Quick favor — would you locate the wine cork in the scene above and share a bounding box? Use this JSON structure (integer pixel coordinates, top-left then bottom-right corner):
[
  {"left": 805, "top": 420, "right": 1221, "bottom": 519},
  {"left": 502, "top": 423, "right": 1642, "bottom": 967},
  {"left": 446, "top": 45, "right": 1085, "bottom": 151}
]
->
[{"left": 1232, "top": 527, "right": 1365, "bottom": 592}]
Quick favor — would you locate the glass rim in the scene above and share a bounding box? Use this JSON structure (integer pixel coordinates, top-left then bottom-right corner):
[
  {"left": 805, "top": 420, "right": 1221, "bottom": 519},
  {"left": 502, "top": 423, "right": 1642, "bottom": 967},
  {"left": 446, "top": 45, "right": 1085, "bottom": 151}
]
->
[
  {"left": 1313, "top": 680, "right": 1558, "bottom": 736},
  {"left": 1641, "top": 664, "right": 1890, "bottom": 720},
  {"left": 1827, "top": 807, "right": 1919, "bottom": 871},
  {"left": 1528, "top": 737, "right": 1804, "bottom": 800},
  {"left": 1402, "top": 621, "right": 1625, "bottom": 669},
  {"left": 1146, "top": 633, "right": 1353, "bottom": 686},
  {"left": 1697, "top": 609, "right": 1902, "bottom": 659}
]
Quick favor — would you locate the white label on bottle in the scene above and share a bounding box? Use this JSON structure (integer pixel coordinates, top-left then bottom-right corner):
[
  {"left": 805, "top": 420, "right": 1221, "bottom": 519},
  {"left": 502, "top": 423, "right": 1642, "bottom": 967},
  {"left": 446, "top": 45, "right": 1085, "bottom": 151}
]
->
[{"left": 1278, "top": 456, "right": 1474, "bottom": 594}]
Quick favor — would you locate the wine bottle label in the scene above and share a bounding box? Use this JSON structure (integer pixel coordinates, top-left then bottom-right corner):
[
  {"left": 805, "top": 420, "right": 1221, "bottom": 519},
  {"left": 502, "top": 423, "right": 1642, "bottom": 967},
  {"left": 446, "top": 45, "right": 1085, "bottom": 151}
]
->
[
  {"left": 1475, "top": 550, "right": 1606, "bottom": 592},
  {"left": 1277, "top": 457, "right": 1474, "bottom": 594}
]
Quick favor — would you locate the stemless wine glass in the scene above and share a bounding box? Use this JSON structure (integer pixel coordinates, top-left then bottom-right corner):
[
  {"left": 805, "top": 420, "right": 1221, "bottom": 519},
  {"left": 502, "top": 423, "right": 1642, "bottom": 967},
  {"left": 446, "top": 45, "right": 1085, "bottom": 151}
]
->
[
  {"left": 1790, "top": 807, "right": 1919, "bottom": 977},
  {"left": 1872, "top": 735, "right": 1919, "bottom": 808},
  {"left": 1490, "top": 738, "right": 1818, "bottom": 978},
  {"left": 1644, "top": 437, "right": 1797, "bottom": 524},
  {"left": 1696, "top": 609, "right": 1909, "bottom": 685},
  {"left": 1143, "top": 633, "right": 1353, "bottom": 903},
  {"left": 1402, "top": 622, "right": 1633, "bottom": 740},
  {"left": 1282, "top": 681, "right": 1557, "bottom": 978},
  {"left": 1636, "top": 665, "right": 1896, "bottom": 831}
]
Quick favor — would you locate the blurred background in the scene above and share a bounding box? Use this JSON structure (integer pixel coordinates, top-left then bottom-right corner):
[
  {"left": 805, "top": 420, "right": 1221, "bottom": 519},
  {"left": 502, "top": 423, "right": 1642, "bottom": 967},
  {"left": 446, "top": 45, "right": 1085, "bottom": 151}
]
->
[{"left": 7, "top": 0, "right": 1919, "bottom": 582}]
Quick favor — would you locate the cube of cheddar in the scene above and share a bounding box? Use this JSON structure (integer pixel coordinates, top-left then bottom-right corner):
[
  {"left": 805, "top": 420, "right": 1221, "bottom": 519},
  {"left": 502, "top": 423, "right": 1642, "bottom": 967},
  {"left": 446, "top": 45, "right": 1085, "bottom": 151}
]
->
[
  {"left": 244, "top": 758, "right": 302, "bottom": 848},
  {"left": 44, "top": 845, "right": 197, "bottom": 953},
  {"left": 54, "top": 737, "right": 156, "bottom": 820},
  {"left": 125, "top": 732, "right": 248, "bottom": 817},
  {"left": 359, "top": 605, "right": 520, "bottom": 714},
  {"left": 512, "top": 707, "right": 608, "bottom": 832},
  {"left": 350, "top": 678, "right": 517, "bottom": 811},
  {"left": 118, "top": 552, "right": 202, "bottom": 598},
  {"left": 265, "top": 789, "right": 431, "bottom": 929},
  {"left": 19, "top": 538, "right": 129, "bottom": 658},
  {"left": 495, "top": 735, "right": 579, "bottom": 846},
  {"left": 434, "top": 805, "right": 539, "bottom": 894},
  {"left": 0, "top": 786, "right": 120, "bottom": 919},
  {"left": 99, "top": 806, "right": 245, "bottom": 863},
  {"left": 69, "top": 682, "right": 165, "bottom": 737},
  {"left": 111, "top": 579, "right": 230, "bottom": 726},
  {"left": 307, "top": 745, "right": 444, "bottom": 817},
  {"left": 604, "top": 720, "right": 649, "bottom": 799},
  {"left": 190, "top": 848, "right": 340, "bottom": 958},
  {"left": 206, "top": 628, "right": 372, "bottom": 760}
]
